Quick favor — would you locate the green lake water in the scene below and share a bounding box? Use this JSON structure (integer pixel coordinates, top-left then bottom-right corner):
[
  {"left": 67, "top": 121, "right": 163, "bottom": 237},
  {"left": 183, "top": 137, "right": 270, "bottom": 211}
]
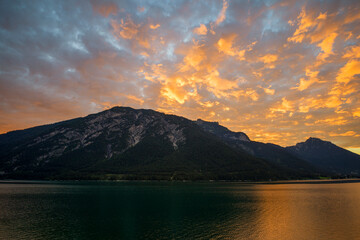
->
[{"left": 0, "top": 181, "right": 360, "bottom": 240}]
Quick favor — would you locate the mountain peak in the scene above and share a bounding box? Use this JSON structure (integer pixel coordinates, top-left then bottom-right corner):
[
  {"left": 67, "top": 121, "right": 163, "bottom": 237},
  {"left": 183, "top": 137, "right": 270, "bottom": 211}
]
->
[
  {"left": 287, "top": 137, "right": 360, "bottom": 174},
  {"left": 305, "top": 137, "right": 326, "bottom": 143},
  {"left": 302, "top": 137, "right": 332, "bottom": 146},
  {"left": 306, "top": 137, "right": 322, "bottom": 141},
  {"left": 104, "top": 106, "right": 133, "bottom": 111}
]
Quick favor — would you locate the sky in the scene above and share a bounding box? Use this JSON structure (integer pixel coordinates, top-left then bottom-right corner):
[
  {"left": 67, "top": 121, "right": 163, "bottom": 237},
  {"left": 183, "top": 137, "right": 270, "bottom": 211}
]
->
[{"left": 0, "top": 0, "right": 359, "bottom": 153}]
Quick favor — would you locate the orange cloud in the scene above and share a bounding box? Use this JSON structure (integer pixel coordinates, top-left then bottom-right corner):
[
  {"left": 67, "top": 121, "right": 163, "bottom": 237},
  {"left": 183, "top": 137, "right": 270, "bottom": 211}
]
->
[
  {"left": 287, "top": 7, "right": 339, "bottom": 58},
  {"left": 325, "top": 95, "right": 343, "bottom": 108},
  {"left": 140, "top": 52, "right": 149, "bottom": 57},
  {"left": 110, "top": 15, "right": 160, "bottom": 51},
  {"left": 193, "top": 24, "right": 208, "bottom": 35},
  {"left": 214, "top": 0, "right": 228, "bottom": 26},
  {"left": 317, "top": 12, "right": 327, "bottom": 20},
  {"left": 216, "top": 34, "right": 246, "bottom": 60},
  {"left": 161, "top": 84, "right": 189, "bottom": 104},
  {"left": 210, "top": 0, "right": 228, "bottom": 34},
  {"left": 260, "top": 54, "right": 278, "bottom": 64},
  {"left": 149, "top": 24, "right": 160, "bottom": 29},
  {"left": 353, "top": 108, "right": 360, "bottom": 118},
  {"left": 293, "top": 69, "right": 319, "bottom": 91},
  {"left": 263, "top": 88, "right": 275, "bottom": 95},
  {"left": 329, "top": 131, "right": 357, "bottom": 137},
  {"left": 198, "top": 101, "right": 218, "bottom": 108},
  {"left": 288, "top": 7, "right": 317, "bottom": 43},
  {"left": 296, "top": 78, "right": 316, "bottom": 91},
  {"left": 336, "top": 60, "right": 360, "bottom": 84},
  {"left": 344, "top": 10, "right": 360, "bottom": 24},
  {"left": 204, "top": 70, "right": 238, "bottom": 94},
  {"left": 179, "top": 42, "right": 207, "bottom": 71},
  {"left": 111, "top": 17, "right": 139, "bottom": 39},
  {"left": 259, "top": 54, "right": 278, "bottom": 68},
  {"left": 343, "top": 45, "right": 360, "bottom": 59},
  {"left": 231, "top": 89, "right": 259, "bottom": 101},
  {"left": 314, "top": 116, "right": 348, "bottom": 126},
  {"left": 258, "top": 85, "right": 275, "bottom": 95},
  {"left": 316, "top": 32, "right": 337, "bottom": 61},
  {"left": 127, "top": 95, "right": 144, "bottom": 105},
  {"left": 298, "top": 98, "right": 319, "bottom": 113},
  {"left": 270, "top": 98, "right": 295, "bottom": 114}
]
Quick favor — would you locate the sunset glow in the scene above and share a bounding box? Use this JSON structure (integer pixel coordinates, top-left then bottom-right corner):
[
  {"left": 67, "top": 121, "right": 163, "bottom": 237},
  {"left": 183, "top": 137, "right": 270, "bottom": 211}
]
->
[{"left": 0, "top": 0, "right": 359, "bottom": 153}]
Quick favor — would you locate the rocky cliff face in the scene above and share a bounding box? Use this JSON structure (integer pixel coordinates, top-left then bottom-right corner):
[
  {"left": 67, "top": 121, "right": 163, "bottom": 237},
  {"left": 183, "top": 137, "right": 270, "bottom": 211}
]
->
[{"left": 1, "top": 107, "right": 187, "bottom": 172}]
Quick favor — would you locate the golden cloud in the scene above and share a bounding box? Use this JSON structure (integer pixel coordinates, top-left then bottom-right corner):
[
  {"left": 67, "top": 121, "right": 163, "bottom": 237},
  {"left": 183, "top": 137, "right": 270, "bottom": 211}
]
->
[
  {"left": 316, "top": 32, "right": 337, "bottom": 61},
  {"left": 149, "top": 24, "right": 160, "bottom": 30},
  {"left": 216, "top": 34, "right": 246, "bottom": 60},
  {"left": 193, "top": 24, "right": 208, "bottom": 35},
  {"left": 293, "top": 69, "right": 319, "bottom": 91},
  {"left": 179, "top": 42, "right": 207, "bottom": 72},
  {"left": 336, "top": 59, "right": 360, "bottom": 84},
  {"left": 259, "top": 54, "right": 278, "bottom": 64},
  {"left": 288, "top": 7, "right": 317, "bottom": 43},
  {"left": 343, "top": 45, "right": 360, "bottom": 59},
  {"left": 259, "top": 54, "right": 278, "bottom": 69},
  {"left": 270, "top": 97, "right": 294, "bottom": 114},
  {"left": 329, "top": 131, "right": 357, "bottom": 137}
]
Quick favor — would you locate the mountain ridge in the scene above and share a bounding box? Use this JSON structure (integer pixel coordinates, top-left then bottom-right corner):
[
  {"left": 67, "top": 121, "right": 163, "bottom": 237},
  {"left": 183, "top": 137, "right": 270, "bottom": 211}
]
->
[
  {"left": 0, "top": 106, "right": 288, "bottom": 180},
  {"left": 0, "top": 106, "right": 359, "bottom": 180}
]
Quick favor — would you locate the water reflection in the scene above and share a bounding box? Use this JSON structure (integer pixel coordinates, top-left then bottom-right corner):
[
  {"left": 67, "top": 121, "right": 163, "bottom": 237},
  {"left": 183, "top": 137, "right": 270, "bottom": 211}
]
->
[
  {"left": 0, "top": 181, "right": 360, "bottom": 240},
  {"left": 249, "top": 184, "right": 360, "bottom": 240}
]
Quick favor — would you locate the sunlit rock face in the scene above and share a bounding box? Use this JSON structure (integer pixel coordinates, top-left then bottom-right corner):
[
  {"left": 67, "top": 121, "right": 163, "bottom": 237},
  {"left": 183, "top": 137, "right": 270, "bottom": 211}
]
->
[{"left": 0, "top": 107, "right": 187, "bottom": 171}]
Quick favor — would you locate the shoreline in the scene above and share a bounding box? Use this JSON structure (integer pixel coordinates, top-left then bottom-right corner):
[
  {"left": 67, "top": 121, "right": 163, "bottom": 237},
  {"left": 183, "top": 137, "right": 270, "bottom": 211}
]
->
[{"left": 1, "top": 178, "right": 360, "bottom": 185}]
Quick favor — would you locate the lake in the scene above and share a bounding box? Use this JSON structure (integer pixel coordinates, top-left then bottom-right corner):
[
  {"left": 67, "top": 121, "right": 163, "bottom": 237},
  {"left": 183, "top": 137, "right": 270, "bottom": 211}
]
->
[{"left": 0, "top": 181, "right": 360, "bottom": 240}]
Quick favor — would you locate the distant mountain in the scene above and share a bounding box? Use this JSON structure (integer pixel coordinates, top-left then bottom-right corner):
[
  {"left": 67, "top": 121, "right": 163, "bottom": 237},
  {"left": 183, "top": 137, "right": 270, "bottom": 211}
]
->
[
  {"left": 0, "top": 107, "right": 293, "bottom": 181},
  {"left": 196, "top": 120, "right": 319, "bottom": 176},
  {"left": 286, "top": 138, "right": 360, "bottom": 175}
]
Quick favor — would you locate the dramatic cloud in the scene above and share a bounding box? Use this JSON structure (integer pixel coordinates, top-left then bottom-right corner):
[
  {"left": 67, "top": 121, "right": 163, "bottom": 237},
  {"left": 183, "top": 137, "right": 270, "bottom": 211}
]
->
[{"left": 0, "top": 0, "right": 360, "bottom": 154}]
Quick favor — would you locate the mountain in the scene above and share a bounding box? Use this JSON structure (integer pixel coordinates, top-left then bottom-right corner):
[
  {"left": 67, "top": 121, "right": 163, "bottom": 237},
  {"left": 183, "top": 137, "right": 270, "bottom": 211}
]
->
[
  {"left": 286, "top": 137, "right": 360, "bottom": 175},
  {"left": 2, "top": 106, "right": 357, "bottom": 180},
  {"left": 0, "top": 106, "right": 294, "bottom": 181},
  {"left": 196, "top": 119, "right": 319, "bottom": 176}
]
